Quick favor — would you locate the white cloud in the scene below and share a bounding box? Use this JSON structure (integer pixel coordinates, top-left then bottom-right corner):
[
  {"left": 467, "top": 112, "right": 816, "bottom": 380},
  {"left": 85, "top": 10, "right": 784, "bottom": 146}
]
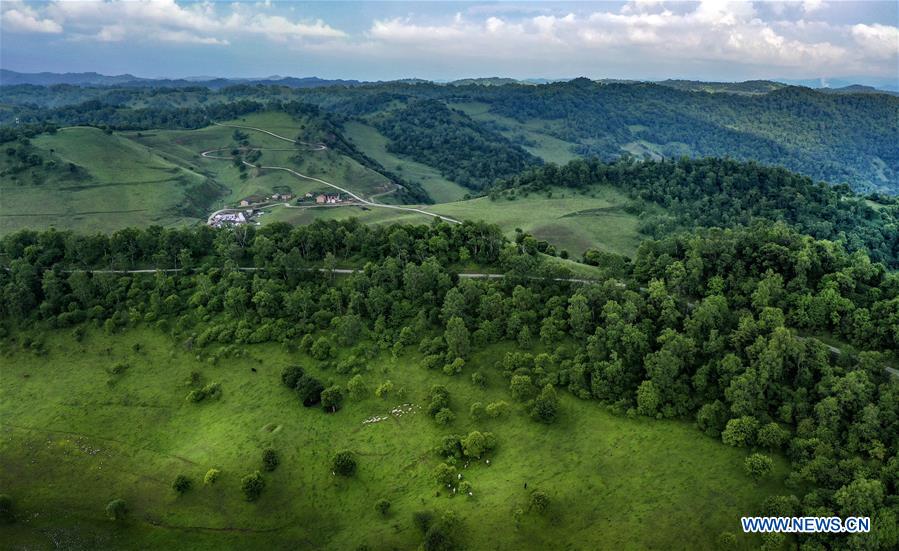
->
[
  {"left": 28, "top": 0, "right": 344, "bottom": 45},
  {"left": 1, "top": 3, "right": 63, "bottom": 34},
  {"left": 851, "top": 23, "right": 899, "bottom": 59}
]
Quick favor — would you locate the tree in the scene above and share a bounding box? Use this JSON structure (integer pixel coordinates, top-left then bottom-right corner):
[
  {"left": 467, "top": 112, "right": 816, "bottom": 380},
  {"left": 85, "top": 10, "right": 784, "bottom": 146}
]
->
[
  {"left": 375, "top": 498, "right": 391, "bottom": 516},
  {"left": 529, "top": 490, "right": 549, "bottom": 514},
  {"left": 531, "top": 384, "right": 559, "bottom": 423},
  {"left": 469, "top": 402, "right": 485, "bottom": 420},
  {"left": 105, "top": 499, "right": 127, "bottom": 521},
  {"left": 311, "top": 336, "right": 334, "bottom": 360},
  {"left": 172, "top": 474, "right": 192, "bottom": 495},
  {"left": 510, "top": 375, "right": 535, "bottom": 401},
  {"left": 321, "top": 385, "right": 344, "bottom": 413},
  {"left": 444, "top": 316, "right": 470, "bottom": 359},
  {"left": 461, "top": 431, "right": 496, "bottom": 458},
  {"left": 435, "top": 408, "right": 456, "bottom": 426},
  {"left": 296, "top": 375, "right": 324, "bottom": 407},
  {"left": 241, "top": 471, "right": 265, "bottom": 501},
  {"left": 204, "top": 468, "right": 220, "bottom": 485},
  {"left": 262, "top": 448, "right": 279, "bottom": 471},
  {"left": 722, "top": 416, "right": 759, "bottom": 448},
  {"left": 347, "top": 374, "right": 368, "bottom": 400},
  {"left": 743, "top": 453, "right": 773, "bottom": 481},
  {"left": 756, "top": 423, "right": 790, "bottom": 450},
  {"left": 635, "top": 380, "right": 661, "bottom": 417},
  {"left": 281, "top": 365, "right": 305, "bottom": 389},
  {"left": 332, "top": 450, "right": 357, "bottom": 476},
  {"left": 433, "top": 462, "right": 457, "bottom": 486}
]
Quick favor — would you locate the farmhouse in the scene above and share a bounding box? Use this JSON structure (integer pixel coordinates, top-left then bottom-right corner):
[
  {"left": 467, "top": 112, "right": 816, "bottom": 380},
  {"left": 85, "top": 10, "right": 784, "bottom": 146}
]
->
[
  {"left": 238, "top": 195, "right": 265, "bottom": 207},
  {"left": 315, "top": 193, "right": 343, "bottom": 204}
]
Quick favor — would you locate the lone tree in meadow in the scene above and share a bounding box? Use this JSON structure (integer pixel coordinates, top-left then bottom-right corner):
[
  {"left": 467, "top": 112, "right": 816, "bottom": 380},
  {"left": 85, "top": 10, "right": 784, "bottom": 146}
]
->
[
  {"left": 262, "top": 448, "right": 280, "bottom": 472},
  {"left": 105, "top": 499, "right": 128, "bottom": 521},
  {"left": 530, "top": 384, "right": 559, "bottom": 424},
  {"left": 321, "top": 385, "right": 344, "bottom": 413},
  {"left": 241, "top": 471, "right": 266, "bottom": 501},
  {"left": 332, "top": 450, "right": 357, "bottom": 477},
  {"left": 744, "top": 453, "right": 774, "bottom": 481},
  {"left": 172, "top": 474, "right": 192, "bottom": 495}
]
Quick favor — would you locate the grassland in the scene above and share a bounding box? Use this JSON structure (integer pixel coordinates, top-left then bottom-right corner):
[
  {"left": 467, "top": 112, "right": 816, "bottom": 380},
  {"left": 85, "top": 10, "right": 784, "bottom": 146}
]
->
[
  {"left": 343, "top": 120, "right": 470, "bottom": 203},
  {"left": 0, "top": 127, "right": 207, "bottom": 234},
  {"left": 430, "top": 187, "right": 646, "bottom": 257},
  {"left": 450, "top": 102, "right": 580, "bottom": 166},
  {"left": 1, "top": 325, "right": 785, "bottom": 550}
]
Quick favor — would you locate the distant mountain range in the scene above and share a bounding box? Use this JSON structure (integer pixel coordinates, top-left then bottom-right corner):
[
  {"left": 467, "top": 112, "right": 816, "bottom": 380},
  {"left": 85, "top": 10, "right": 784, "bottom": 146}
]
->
[{"left": 2, "top": 69, "right": 896, "bottom": 95}]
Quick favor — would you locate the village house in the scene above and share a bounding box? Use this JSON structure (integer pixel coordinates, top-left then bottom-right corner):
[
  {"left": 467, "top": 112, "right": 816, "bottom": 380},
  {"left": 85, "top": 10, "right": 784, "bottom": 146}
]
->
[{"left": 315, "top": 193, "right": 342, "bottom": 204}]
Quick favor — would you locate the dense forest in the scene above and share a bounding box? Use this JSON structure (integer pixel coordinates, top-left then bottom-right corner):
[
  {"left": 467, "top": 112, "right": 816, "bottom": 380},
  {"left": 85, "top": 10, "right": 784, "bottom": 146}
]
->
[
  {"left": 1, "top": 219, "right": 897, "bottom": 549},
  {"left": 371, "top": 99, "right": 541, "bottom": 190},
  {"left": 3, "top": 79, "right": 896, "bottom": 193},
  {"left": 496, "top": 157, "right": 899, "bottom": 267}
]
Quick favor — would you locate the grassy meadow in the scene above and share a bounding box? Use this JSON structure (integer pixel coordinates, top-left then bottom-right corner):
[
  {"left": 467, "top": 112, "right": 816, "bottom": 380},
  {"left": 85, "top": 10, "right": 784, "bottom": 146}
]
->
[
  {"left": 0, "top": 127, "right": 206, "bottom": 234},
  {"left": 1, "top": 324, "right": 786, "bottom": 550}
]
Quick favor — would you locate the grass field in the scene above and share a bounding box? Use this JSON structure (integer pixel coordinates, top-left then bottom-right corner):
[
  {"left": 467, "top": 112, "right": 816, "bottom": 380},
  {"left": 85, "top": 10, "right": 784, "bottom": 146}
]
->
[
  {"left": 1, "top": 325, "right": 785, "bottom": 550},
  {"left": 430, "top": 187, "right": 646, "bottom": 257},
  {"left": 343, "top": 120, "right": 470, "bottom": 203},
  {"left": 0, "top": 127, "right": 207, "bottom": 234},
  {"left": 450, "top": 102, "right": 580, "bottom": 166}
]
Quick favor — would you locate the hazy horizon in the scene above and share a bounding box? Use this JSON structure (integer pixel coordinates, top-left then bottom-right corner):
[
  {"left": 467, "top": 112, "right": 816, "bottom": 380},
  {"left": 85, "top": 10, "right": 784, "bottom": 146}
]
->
[{"left": 1, "top": 1, "right": 897, "bottom": 85}]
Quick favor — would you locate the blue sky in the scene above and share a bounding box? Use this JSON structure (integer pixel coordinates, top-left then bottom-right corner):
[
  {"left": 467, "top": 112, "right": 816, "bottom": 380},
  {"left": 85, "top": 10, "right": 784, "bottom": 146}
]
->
[{"left": 1, "top": 1, "right": 897, "bottom": 83}]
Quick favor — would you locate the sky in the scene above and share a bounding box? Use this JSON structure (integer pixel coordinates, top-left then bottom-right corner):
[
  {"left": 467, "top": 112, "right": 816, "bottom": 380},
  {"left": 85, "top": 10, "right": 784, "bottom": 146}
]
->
[{"left": 1, "top": 1, "right": 897, "bottom": 84}]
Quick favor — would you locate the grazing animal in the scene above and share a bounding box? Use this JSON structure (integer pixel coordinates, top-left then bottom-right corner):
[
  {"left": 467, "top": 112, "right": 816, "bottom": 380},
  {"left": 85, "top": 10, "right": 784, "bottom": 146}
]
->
[{"left": 251, "top": 367, "right": 257, "bottom": 373}]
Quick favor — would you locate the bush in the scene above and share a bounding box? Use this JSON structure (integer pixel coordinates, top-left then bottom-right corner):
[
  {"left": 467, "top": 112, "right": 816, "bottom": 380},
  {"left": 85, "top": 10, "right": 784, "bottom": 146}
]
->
[
  {"left": 530, "top": 384, "right": 559, "bottom": 423},
  {"left": 486, "top": 400, "right": 509, "bottom": 418},
  {"left": 433, "top": 462, "right": 457, "bottom": 486},
  {"left": 262, "top": 448, "right": 280, "bottom": 472},
  {"left": 204, "top": 468, "right": 221, "bottom": 485},
  {"left": 321, "top": 385, "right": 344, "bottom": 413},
  {"left": 281, "top": 365, "right": 305, "bottom": 389},
  {"left": 375, "top": 498, "right": 391, "bottom": 516},
  {"left": 529, "top": 490, "right": 549, "bottom": 514},
  {"left": 105, "top": 499, "right": 127, "bottom": 521},
  {"left": 332, "top": 450, "right": 357, "bottom": 477},
  {"left": 241, "top": 471, "right": 265, "bottom": 501},
  {"left": 0, "top": 494, "right": 13, "bottom": 523},
  {"left": 311, "top": 336, "right": 334, "bottom": 360},
  {"left": 172, "top": 474, "right": 192, "bottom": 495},
  {"left": 744, "top": 453, "right": 774, "bottom": 481},
  {"left": 469, "top": 402, "right": 485, "bottom": 420},
  {"left": 296, "top": 375, "right": 325, "bottom": 407},
  {"left": 435, "top": 408, "right": 456, "bottom": 426}
]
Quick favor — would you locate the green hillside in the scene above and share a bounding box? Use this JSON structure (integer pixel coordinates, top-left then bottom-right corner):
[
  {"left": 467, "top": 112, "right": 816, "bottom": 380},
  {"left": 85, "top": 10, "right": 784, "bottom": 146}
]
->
[
  {"left": 0, "top": 326, "right": 786, "bottom": 550},
  {"left": 1, "top": 127, "right": 214, "bottom": 234}
]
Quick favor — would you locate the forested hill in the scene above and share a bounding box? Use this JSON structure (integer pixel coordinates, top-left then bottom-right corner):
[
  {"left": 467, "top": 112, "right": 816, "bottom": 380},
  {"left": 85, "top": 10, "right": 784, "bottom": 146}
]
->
[
  {"left": 495, "top": 157, "right": 899, "bottom": 267},
  {"left": 2, "top": 79, "right": 896, "bottom": 193}
]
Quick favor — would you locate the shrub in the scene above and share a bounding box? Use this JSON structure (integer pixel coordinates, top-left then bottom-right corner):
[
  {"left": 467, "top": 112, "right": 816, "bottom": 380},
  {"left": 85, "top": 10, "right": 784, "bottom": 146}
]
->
[
  {"left": 332, "top": 450, "right": 357, "bottom": 477},
  {"left": 375, "top": 498, "right": 391, "bottom": 516},
  {"left": 105, "top": 499, "right": 127, "bottom": 521},
  {"left": 347, "top": 374, "right": 368, "bottom": 400},
  {"left": 529, "top": 490, "right": 549, "bottom": 514},
  {"left": 530, "top": 384, "right": 559, "bottom": 423},
  {"left": 433, "top": 462, "right": 457, "bottom": 486},
  {"left": 0, "top": 494, "right": 13, "bottom": 523},
  {"left": 321, "top": 385, "right": 344, "bottom": 413},
  {"left": 485, "top": 400, "right": 509, "bottom": 418},
  {"left": 241, "top": 471, "right": 265, "bottom": 501},
  {"left": 435, "top": 408, "right": 456, "bottom": 426},
  {"left": 375, "top": 380, "right": 394, "bottom": 399},
  {"left": 172, "top": 474, "right": 192, "bottom": 495},
  {"left": 281, "top": 365, "right": 305, "bottom": 389},
  {"left": 296, "top": 375, "right": 325, "bottom": 407},
  {"left": 262, "top": 448, "right": 279, "bottom": 472},
  {"left": 204, "top": 468, "right": 221, "bottom": 485},
  {"left": 744, "top": 453, "right": 774, "bottom": 481},
  {"left": 461, "top": 431, "right": 496, "bottom": 459},
  {"left": 469, "top": 402, "right": 485, "bottom": 420},
  {"left": 311, "top": 336, "right": 334, "bottom": 360}
]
